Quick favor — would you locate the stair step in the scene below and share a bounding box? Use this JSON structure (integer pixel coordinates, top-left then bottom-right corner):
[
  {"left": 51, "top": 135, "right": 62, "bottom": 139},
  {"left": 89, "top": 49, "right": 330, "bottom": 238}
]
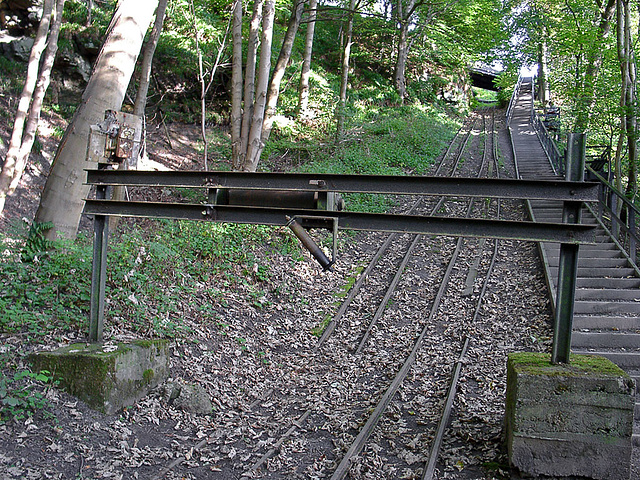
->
[
  {"left": 573, "top": 315, "right": 640, "bottom": 330},
  {"left": 550, "top": 250, "right": 624, "bottom": 259},
  {"left": 574, "top": 300, "right": 640, "bottom": 315},
  {"left": 574, "top": 288, "right": 640, "bottom": 301},
  {"left": 544, "top": 242, "right": 618, "bottom": 251},
  {"left": 571, "top": 278, "right": 640, "bottom": 289},
  {"left": 571, "top": 349, "right": 640, "bottom": 368},
  {"left": 545, "top": 257, "right": 629, "bottom": 268},
  {"left": 549, "top": 267, "right": 637, "bottom": 277},
  {"left": 576, "top": 288, "right": 640, "bottom": 303},
  {"left": 572, "top": 331, "right": 640, "bottom": 349}
]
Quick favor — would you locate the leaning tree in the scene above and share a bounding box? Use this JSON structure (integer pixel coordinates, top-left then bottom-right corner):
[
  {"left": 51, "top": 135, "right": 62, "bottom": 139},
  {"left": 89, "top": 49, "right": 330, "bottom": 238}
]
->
[{"left": 34, "top": 0, "right": 159, "bottom": 239}]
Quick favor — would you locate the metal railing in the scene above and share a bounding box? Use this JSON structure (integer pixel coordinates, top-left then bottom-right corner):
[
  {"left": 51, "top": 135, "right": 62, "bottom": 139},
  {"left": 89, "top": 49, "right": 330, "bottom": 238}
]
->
[
  {"left": 532, "top": 112, "right": 565, "bottom": 176},
  {"left": 587, "top": 167, "right": 640, "bottom": 271},
  {"left": 523, "top": 85, "right": 640, "bottom": 271},
  {"left": 506, "top": 74, "right": 524, "bottom": 125}
]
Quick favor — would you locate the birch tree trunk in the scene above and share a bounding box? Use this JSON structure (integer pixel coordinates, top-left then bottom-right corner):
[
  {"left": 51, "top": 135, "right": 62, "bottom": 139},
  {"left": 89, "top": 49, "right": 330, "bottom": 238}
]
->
[
  {"left": 34, "top": 0, "right": 158, "bottom": 239},
  {"left": 237, "top": 0, "right": 265, "bottom": 169},
  {"left": 230, "top": 0, "right": 244, "bottom": 170},
  {"left": 621, "top": 0, "right": 637, "bottom": 196},
  {"left": 537, "top": 34, "right": 549, "bottom": 105},
  {"left": 335, "top": 0, "right": 356, "bottom": 143},
  {"left": 134, "top": 0, "right": 167, "bottom": 117},
  {"left": 0, "top": 0, "right": 61, "bottom": 214},
  {"left": 297, "top": 0, "right": 317, "bottom": 117},
  {"left": 244, "top": 0, "right": 305, "bottom": 169},
  {"left": 243, "top": 0, "right": 276, "bottom": 172}
]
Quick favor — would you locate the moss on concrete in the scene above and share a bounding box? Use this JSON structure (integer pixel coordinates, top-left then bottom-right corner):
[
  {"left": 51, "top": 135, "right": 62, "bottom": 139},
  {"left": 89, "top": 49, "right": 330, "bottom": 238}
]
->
[
  {"left": 508, "top": 352, "right": 629, "bottom": 378},
  {"left": 28, "top": 339, "right": 169, "bottom": 414}
]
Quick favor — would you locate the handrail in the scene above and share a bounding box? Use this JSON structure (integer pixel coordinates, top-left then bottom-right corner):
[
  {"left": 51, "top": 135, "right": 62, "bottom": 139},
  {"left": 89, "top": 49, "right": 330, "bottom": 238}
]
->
[
  {"left": 522, "top": 83, "right": 638, "bottom": 267},
  {"left": 586, "top": 166, "right": 640, "bottom": 268},
  {"left": 532, "top": 112, "right": 565, "bottom": 176},
  {"left": 506, "top": 74, "right": 524, "bottom": 125}
]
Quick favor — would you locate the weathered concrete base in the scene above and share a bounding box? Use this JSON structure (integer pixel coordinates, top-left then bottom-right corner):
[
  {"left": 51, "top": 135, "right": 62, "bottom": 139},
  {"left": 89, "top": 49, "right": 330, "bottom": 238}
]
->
[
  {"left": 505, "top": 352, "right": 635, "bottom": 480},
  {"left": 29, "top": 339, "right": 170, "bottom": 414}
]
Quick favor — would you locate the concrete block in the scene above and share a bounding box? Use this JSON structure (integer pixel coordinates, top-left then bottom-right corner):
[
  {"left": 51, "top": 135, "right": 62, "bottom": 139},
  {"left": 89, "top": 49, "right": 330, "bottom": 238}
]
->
[
  {"left": 505, "top": 352, "right": 635, "bottom": 480},
  {"left": 29, "top": 339, "right": 170, "bottom": 414}
]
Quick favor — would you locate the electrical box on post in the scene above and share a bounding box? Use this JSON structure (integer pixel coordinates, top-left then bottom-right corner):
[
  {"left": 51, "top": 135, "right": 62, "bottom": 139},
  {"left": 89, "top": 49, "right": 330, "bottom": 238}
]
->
[{"left": 86, "top": 110, "right": 143, "bottom": 168}]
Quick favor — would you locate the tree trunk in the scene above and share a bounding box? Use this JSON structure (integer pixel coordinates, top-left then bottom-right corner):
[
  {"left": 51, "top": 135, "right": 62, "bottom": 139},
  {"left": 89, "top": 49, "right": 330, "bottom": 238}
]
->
[
  {"left": 108, "top": 0, "right": 166, "bottom": 231},
  {"left": 242, "top": 0, "right": 276, "bottom": 172},
  {"left": 230, "top": 0, "right": 244, "bottom": 170},
  {"left": 573, "top": 0, "right": 616, "bottom": 132},
  {"left": 34, "top": 0, "right": 158, "bottom": 239},
  {"left": 134, "top": 0, "right": 167, "bottom": 117},
  {"left": 245, "top": 0, "right": 305, "bottom": 168},
  {"left": 537, "top": 34, "right": 549, "bottom": 105},
  {"left": 0, "top": 0, "right": 57, "bottom": 214},
  {"left": 616, "top": 0, "right": 627, "bottom": 196},
  {"left": 234, "top": 0, "right": 264, "bottom": 170},
  {"left": 394, "top": 19, "right": 409, "bottom": 103},
  {"left": 297, "top": 0, "right": 317, "bottom": 117},
  {"left": 622, "top": 0, "right": 637, "bottom": 196},
  {"left": 335, "top": 0, "right": 356, "bottom": 143}
]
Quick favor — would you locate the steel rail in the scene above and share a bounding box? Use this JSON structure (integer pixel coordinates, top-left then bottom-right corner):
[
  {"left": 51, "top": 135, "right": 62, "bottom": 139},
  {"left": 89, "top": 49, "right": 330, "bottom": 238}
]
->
[
  {"left": 354, "top": 117, "right": 489, "bottom": 354},
  {"left": 316, "top": 118, "right": 478, "bottom": 348},
  {"left": 422, "top": 111, "right": 501, "bottom": 479},
  {"left": 330, "top": 230, "right": 468, "bottom": 480},
  {"left": 330, "top": 111, "right": 505, "bottom": 479},
  {"left": 154, "top": 119, "right": 484, "bottom": 480},
  {"left": 85, "top": 170, "right": 598, "bottom": 202}
]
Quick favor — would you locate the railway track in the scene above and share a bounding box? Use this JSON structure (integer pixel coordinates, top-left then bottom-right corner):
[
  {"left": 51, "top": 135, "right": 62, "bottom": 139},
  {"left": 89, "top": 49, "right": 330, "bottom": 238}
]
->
[{"left": 153, "top": 109, "right": 552, "bottom": 480}]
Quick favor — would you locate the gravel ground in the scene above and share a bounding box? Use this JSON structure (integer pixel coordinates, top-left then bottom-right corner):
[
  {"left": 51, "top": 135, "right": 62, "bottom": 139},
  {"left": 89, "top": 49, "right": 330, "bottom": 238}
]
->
[{"left": 1, "top": 108, "right": 637, "bottom": 479}]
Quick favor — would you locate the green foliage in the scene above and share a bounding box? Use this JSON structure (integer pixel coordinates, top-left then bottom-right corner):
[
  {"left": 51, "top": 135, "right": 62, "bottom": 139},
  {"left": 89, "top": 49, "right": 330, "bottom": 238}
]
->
[
  {"left": 0, "top": 364, "right": 55, "bottom": 423},
  {"left": 0, "top": 231, "right": 92, "bottom": 338},
  {"left": 21, "top": 221, "right": 54, "bottom": 262},
  {"left": 295, "top": 103, "right": 459, "bottom": 212},
  {"left": 0, "top": 213, "right": 306, "bottom": 341}
]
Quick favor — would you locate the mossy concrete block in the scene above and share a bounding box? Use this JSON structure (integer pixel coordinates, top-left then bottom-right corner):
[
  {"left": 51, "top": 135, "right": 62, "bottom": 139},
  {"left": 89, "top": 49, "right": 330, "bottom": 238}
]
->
[
  {"left": 505, "top": 352, "right": 635, "bottom": 480},
  {"left": 29, "top": 339, "right": 169, "bottom": 415}
]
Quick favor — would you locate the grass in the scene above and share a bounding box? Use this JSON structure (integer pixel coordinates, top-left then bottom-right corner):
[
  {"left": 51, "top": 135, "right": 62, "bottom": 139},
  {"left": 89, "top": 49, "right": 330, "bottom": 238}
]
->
[
  {"left": 0, "top": 219, "right": 304, "bottom": 341},
  {"left": 293, "top": 102, "right": 461, "bottom": 212}
]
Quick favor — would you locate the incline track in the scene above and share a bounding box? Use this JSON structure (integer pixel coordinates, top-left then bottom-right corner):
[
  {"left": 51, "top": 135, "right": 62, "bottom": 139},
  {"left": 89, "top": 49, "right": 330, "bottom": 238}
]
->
[{"left": 153, "top": 109, "right": 554, "bottom": 480}]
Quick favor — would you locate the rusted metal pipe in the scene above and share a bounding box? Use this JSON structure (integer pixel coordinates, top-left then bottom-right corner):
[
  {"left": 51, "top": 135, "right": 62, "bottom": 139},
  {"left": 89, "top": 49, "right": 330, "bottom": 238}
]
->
[{"left": 286, "top": 216, "right": 333, "bottom": 271}]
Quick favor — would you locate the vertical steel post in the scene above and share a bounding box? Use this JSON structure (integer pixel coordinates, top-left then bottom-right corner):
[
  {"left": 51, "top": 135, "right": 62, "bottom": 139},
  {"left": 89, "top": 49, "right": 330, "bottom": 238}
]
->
[
  {"left": 551, "top": 133, "right": 586, "bottom": 364},
  {"left": 629, "top": 207, "right": 637, "bottom": 263},
  {"left": 611, "top": 192, "right": 619, "bottom": 238},
  {"left": 89, "top": 182, "right": 109, "bottom": 343}
]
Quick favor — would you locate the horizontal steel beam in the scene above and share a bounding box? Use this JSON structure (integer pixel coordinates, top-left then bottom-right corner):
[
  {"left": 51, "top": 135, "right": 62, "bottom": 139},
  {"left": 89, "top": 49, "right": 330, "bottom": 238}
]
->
[
  {"left": 83, "top": 200, "right": 596, "bottom": 244},
  {"left": 85, "top": 170, "right": 599, "bottom": 202}
]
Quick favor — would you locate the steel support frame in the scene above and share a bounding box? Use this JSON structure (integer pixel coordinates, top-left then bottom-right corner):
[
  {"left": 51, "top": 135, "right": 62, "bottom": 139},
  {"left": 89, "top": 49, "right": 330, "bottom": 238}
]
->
[
  {"left": 551, "top": 133, "right": 586, "bottom": 364},
  {"left": 84, "top": 200, "right": 595, "bottom": 244},
  {"left": 86, "top": 170, "right": 595, "bottom": 350},
  {"left": 89, "top": 180, "right": 109, "bottom": 343},
  {"left": 85, "top": 170, "right": 599, "bottom": 202}
]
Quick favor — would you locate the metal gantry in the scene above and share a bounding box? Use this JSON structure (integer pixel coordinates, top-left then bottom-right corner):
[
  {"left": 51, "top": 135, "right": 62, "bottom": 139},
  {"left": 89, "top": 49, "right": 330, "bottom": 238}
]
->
[{"left": 84, "top": 170, "right": 598, "bottom": 348}]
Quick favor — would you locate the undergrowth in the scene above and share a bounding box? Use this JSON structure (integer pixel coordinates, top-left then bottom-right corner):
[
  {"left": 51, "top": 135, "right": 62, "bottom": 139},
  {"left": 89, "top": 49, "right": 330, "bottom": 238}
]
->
[
  {"left": 0, "top": 220, "right": 303, "bottom": 341},
  {"left": 297, "top": 102, "right": 461, "bottom": 212}
]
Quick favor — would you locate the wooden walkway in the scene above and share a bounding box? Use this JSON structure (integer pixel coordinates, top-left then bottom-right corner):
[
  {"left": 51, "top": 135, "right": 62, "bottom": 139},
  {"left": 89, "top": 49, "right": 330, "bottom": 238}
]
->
[{"left": 509, "top": 77, "right": 640, "bottom": 444}]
